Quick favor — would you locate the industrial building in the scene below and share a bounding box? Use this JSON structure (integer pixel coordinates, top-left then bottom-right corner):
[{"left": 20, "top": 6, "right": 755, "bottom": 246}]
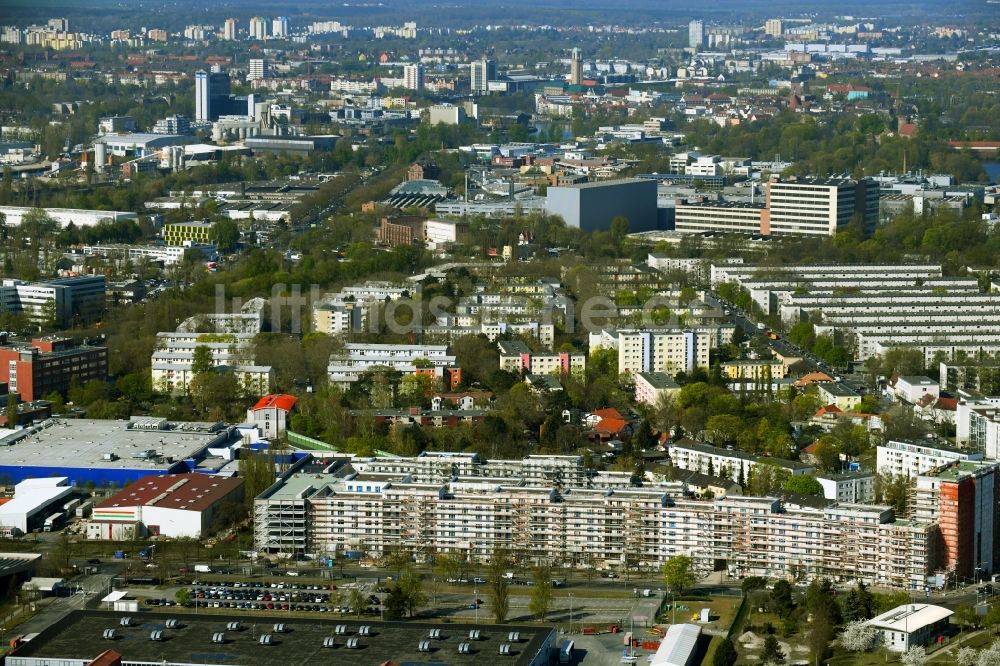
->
[
  {"left": 89, "top": 473, "right": 244, "bottom": 539},
  {"left": 546, "top": 178, "right": 659, "bottom": 232},
  {"left": 0, "top": 417, "right": 242, "bottom": 486},
  {"left": 0, "top": 206, "right": 137, "bottom": 229},
  {"left": 0, "top": 477, "right": 73, "bottom": 534},
  {"left": 7, "top": 611, "right": 557, "bottom": 666}
]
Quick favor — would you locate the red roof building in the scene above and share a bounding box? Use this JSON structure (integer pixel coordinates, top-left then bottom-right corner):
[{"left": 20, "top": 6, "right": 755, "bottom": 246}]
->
[
  {"left": 248, "top": 394, "right": 298, "bottom": 439},
  {"left": 90, "top": 474, "right": 244, "bottom": 539}
]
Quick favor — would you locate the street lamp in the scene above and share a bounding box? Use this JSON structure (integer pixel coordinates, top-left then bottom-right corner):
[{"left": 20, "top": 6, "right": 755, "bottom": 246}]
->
[{"left": 569, "top": 593, "right": 574, "bottom": 632}]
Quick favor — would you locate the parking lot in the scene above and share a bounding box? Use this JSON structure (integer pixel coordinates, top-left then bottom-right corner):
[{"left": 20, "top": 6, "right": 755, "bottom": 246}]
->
[{"left": 145, "top": 578, "right": 378, "bottom": 616}]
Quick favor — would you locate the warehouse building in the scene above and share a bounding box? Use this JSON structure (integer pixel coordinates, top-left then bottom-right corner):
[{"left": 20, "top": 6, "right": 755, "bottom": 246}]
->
[
  {"left": 8, "top": 611, "right": 557, "bottom": 666},
  {"left": 0, "top": 477, "right": 73, "bottom": 534},
  {"left": 0, "top": 206, "right": 137, "bottom": 229},
  {"left": 546, "top": 178, "right": 658, "bottom": 232},
  {"left": 88, "top": 473, "right": 244, "bottom": 539},
  {"left": 0, "top": 417, "right": 241, "bottom": 486}
]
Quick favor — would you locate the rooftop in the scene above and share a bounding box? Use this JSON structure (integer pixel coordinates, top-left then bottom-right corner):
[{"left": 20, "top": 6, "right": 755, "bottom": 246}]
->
[
  {"left": 637, "top": 371, "right": 681, "bottom": 390},
  {"left": 867, "top": 604, "right": 952, "bottom": 633},
  {"left": 13, "top": 610, "right": 554, "bottom": 666},
  {"left": 95, "top": 474, "right": 243, "bottom": 513},
  {"left": 0, "top": 418, "right": 235, "bottom": 471},
  {"left": 251, "top": 394, "right": 298, "bottom": 413}
]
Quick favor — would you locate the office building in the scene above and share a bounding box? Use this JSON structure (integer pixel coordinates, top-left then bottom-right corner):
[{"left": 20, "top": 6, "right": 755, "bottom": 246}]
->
[
  {"left": 0, "top": 276, "right": 105, "bottom": 327},
  {"left": 249, "top": 16, "right": 268, "bottom": 40},
  {"left": 248, "top": 58, "right": 270, "bottom": 81},
  {"left": 765, "top": 18, "right": 783, "bottom": 38},
  {"left": 89, "top": 473, "right": 244, "bottom": 539},
  {"left": 569, "top": 47, "right": 583, "bottom": 85},
  {"left": 765, "top": 177, "right": 879, "bottom": 236},
  {"left": 194, "top": 70, "right": 210, "bottom": 121},
  {"left": 497, "top": 340, "right": 586, "bottom": 376},
  {"left": 674, "top": 201, "right": 766, "bottom": 235},
  {"left": 402, "top": 63, "right": 424, "bottom": 91},
  {"left": 688, "top": 20, "right": 704, "bottom": 48},
  {"left": 222, "top": 18, "right": 237, "bottom": 41},
  {"left": 0, "top": 337, "right": 107, "bottom": 400},
  {"left": 152, "top": 115, "right": 191, "bottom": 135},
  {"left": 163, "top": 221, "right": 213, "bottom": 245},
  {"left": 470, "top": 58, "right": 496, "bottom": 94},
  {"left": 546, "top": 178, "right": 658, "bottom": 232},
  {"left": 271, "top": 16, "right": 289, "bottom": 38}
]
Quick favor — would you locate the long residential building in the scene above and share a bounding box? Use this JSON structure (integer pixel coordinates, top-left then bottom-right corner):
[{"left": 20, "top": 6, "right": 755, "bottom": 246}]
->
[
  {"left": 255, "top": 455, "right": 950, "bottom": 589},
  {"left": 150, "top": 331, "right": 272, "bottom": 394},
  {"left": 588, "top": 327, "right": 718, "bottom": 376},
  {"left": 876, "top": 440, "right": 983, "bottom": 478},
  {"left": 497, "top": 340, "right": 585, "bottom": 376},
  {"left": 669, "top": 440, "right": 815, "bottom": 482},
  {"left": 327, "top": 343, "right": 460, "bottom": 389}
]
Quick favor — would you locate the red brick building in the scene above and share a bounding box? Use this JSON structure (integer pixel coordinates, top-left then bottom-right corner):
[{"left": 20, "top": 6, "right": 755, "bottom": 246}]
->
[{"left": 0, "top": 337, "right": 108, "bottom": 401}]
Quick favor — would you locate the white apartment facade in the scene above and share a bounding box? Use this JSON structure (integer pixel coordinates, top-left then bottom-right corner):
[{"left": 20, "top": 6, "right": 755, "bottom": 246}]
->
[
  {"left": 876, "top": 440, "right": 983, "bottom": 478},
  {"left": 670, "top": 441, "right": 814, "bottom": 483},
  {"left": 256, "top": 464, "right": 933, "bottom": 588},
  {"left": 816, "top": 472, "right": 876, "bottom": 503}
]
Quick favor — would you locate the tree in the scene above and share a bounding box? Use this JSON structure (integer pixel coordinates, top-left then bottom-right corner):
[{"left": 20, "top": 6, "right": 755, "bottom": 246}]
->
[
  {"left": 837, "top": 621, "right": 878, "bottom": 652},
  {"left": 529, "top": 564, "right": 554, "bottom": 620},
  {"left": 956, "top": 646, "right": 979, "bottom": 665},
  {"left": 842, "top": 583, "right": 875, "bottom": 622},
  {"left": 4, "top": 391, "right": 17, "bottom": 428},
  {"left": 769, "top": 580, "right": 795, "bottom": 619},
  {"left": 487, "top": 548, "right": 512, "bottom": 623},
  {"left": 662, "top": 555, "right": 696, "bottom": 595},
  {"left": 901, "top": 646, "right": 926, "bottom": 666},
  {"left": 610, "top": 216, "right": 630, "bottom": 244},
  {"left": 349, "top": 587, "right": 366, "bottom": 617},
  {"left": 211, "top": 218, "right": 240, "bottom": 252},
  {"left": 761, "top": 635, "right": 785, "bottom": 664},
  {"left": 175, "top": 588, "right": 192, "bottom": 606},
  {"left": 712, "top": 637, "right": 738, "bottom": 666},
  {"left": 384, "top": 585, "right": 407, "bottom": 620},
  {"left": 741, "top": 576, "right": 767, "bottom": 596},
  {"left": 397, "top": 565, "right": 427, "bottom": 618},
  {"left": 191, "top": 345, "right": 214, "bottom": 376},
  {"left": 782, "top": 475, "right": 823, "bottom": 496},
  {"left": 807, "top": 615, "right": 835, "bottom": 665}
]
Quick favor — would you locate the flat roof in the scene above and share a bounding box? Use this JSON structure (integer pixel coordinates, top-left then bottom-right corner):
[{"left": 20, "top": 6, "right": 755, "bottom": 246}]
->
[
  {"left": 96, "top": 474, "right": 243, "bottom": 513},
  {"left": 549, "top": 177, "right": 652, "bottom": 190},
  {"left": 0, "top": 419, "right": 234, "bottom": 471},
  {"left": 867, "top": 604, "right": 952, "bottom": 633},
  {"left": 14, "top": 611, "right": 555, "bottom": 666}
]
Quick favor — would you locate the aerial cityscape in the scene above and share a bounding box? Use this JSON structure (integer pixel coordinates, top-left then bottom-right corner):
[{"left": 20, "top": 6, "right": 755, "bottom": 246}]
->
[{"left": 0, "top": 0, "right": 997, "bottom": 663}]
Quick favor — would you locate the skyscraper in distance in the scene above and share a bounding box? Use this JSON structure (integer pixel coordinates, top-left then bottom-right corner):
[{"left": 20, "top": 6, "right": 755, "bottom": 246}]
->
[
  {"left": 195, "top": 70, "right": 210, "bottom": 121},
  {"left": 223, "top": 18, "right": 237, "bottom": 41},
  {"left": 688, "top": 20, "right": 704, "bottom": 49}
]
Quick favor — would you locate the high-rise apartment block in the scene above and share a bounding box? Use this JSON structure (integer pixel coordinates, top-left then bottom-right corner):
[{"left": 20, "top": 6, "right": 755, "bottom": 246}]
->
[
  {"left": 403, "top": 63, "right": 425, "bottom": 91},
  {"left": 223, "top": 18, "right": 237, "bottom": 41},
  {"left": 249, "top": 16, "right": 267, "bottom": 40},
  {"left": 688, "top": 20, "right": 704, "bottom": 48},
  {"left": 470, "top": 58, "right": 496, "bottom": 94},
  {"left": 248, "top": 58, "right": 270, "bottom": 81},
  {"left": 764, "top": 177, "right": 881, "bottom": 236},
  {"left": 765, "top": 18, "right": 783, "bottom": 38},
  {"left": 272, "top": 16, "right": 289, "bottom": 38},
  {"left": 194, "top": 70, "right": 210, "bottom": 121}
]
